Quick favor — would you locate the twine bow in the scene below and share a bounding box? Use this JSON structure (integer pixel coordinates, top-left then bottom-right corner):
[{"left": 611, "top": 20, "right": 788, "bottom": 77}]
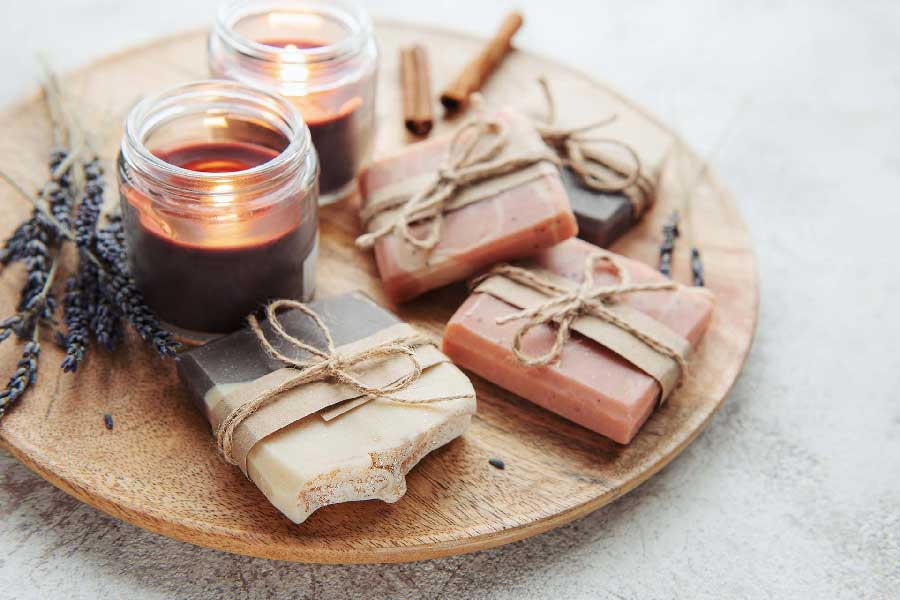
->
[
  {"left": 356, "top": 110, "right": 559, "bottom": 251},
  {"left": 536, "top": 78, "right": 652, "bottom": 217},
  {"left": 482, "top": 250, "right": 688, "bottom": 382},
  {"left": 216, "top": 299, "right": 468, "bottom": 464}
]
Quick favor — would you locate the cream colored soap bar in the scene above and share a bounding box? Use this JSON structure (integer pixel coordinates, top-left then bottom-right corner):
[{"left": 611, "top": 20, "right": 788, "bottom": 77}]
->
[{"left": 178, "top": 292, "right": 476, "bottom": 523}]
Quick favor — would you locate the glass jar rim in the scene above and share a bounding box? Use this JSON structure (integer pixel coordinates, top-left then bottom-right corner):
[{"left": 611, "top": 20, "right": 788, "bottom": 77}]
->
[
  {"left": 122, "top": 79, "right": 312, "bottom": 195},
  {"left": 213, "top": 0, "right": 373, "bottom": 66}
]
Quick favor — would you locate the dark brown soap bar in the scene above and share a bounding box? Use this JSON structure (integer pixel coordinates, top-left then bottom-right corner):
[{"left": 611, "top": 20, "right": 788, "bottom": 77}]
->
[
  {"left": 177, "top": 291, "right": 398, "bottom": 417},
  {"left": 560, "top": 168, "right": 635, "bottom": 248}
]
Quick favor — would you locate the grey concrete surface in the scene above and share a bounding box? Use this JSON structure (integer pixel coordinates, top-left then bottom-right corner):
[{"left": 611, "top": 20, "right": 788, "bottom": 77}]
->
[{"left": 0, "top": 1, "right": 898, "bottom": 598}]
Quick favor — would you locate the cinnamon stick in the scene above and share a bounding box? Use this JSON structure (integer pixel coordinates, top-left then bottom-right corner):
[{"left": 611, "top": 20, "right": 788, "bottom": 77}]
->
[
  {"left": 440, "top": 12, "right": 524, "bottom": 113},
  {"left": 400, "top": 45, "right": 434, "bottom": 136}
]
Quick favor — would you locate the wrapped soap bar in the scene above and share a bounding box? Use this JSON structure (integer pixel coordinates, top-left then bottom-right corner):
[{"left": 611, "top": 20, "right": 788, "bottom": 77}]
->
[
  {"left": 357, "top": 109, "right": 577, "bottom": 302},
  {"left": 535, "top": 78, "right": 659, "bottom": 248},
  {"left": 442, "top": 238, "right": 713, "bottom": 444},
  {"left": 178, "top": 292, "right": 476, "bottom": 523}
]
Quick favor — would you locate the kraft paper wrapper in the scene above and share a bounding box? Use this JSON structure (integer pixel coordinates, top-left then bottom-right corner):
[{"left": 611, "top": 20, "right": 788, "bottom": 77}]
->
[
  {"left": 206, "top": 323, "right": 456, "bottom": 474},
  {"left": 474, "top": 269, "right": 691, "bottom": 401}
]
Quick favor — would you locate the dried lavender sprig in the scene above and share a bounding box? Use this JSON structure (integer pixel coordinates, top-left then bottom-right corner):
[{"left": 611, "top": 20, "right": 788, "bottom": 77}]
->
[
  {"left": 2, "top": 211, "right": 50, "bottom": 269},
  {"left": 61, "top": 156, "right": 108, "bottom": 369},
  {"left": 47, "top": 149, "right": 76, "bottom": 232},
  {"left": 690, "top": 247, "right": 705, "bottom": 287},
  {"left": 99, "top": 264, "right": 179, "bottom": 359},
  {"left": 95, "top": 217, "right": 127, "bottom": 269},
  {"left": 21, "top": 256, "right": 58, "bottom": 314},
  {"left": 0, "top": 171, "right": 101, "bottom": 269},
  {"left": 0, "top": 338, "right": 40, "bottom": 418},
  {"left": 1, "top": 170, "right": 180, "bottom": 361},
  {"left": 0, "top": 165, "right": 63, "bottom": 409},
  {"left": 0, "top": 66, "right": 105, "bottom": 412},
  {"left": 12, "top": 154, "right": 67, "bottom": 330},
  {"left": 1, "top": 149, "right": 77, "bottom": 266},
  {"left": 74, "top": 158, "right": 104, "bottom": 247},
  {"left": 60, "top": 271, "right": 93, "bottom": 371},
  {"left": 95, "top": 216, "right": 176, "bottom": 357},
  {"left": 0, "top": 158, "right": 66, "bottom": 346},
  {"left": 16, "top": 225, "right": 59, "bottom": 344},
  {"left": 91, "top": 290, "right": 123, "bottom": 352},
  {"left": 88, "top": 218, "right": 126, "bottom": 352},
  {"left": 77, "top": 196, "right": 179, "bottom": 358},
  {"left": 0, "top": 256, "right": 58, "bottom": 412},
  {"left": 658, "top": 210, "right": 680, "bottom": 278}
]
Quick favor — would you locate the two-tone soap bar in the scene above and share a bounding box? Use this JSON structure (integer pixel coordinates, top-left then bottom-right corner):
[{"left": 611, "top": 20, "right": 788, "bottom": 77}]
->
[
  {"left": 177, "top": 292, "right": 476, "bottom": 523},
  {"left": 359, "top": 109, "right": 578, "bottom": 302},
  {"left": 442, "top": 238, "right": 713, "bottom": 444}
]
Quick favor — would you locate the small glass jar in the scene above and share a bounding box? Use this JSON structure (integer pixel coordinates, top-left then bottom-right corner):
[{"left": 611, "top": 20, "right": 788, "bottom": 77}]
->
[
  {"left": 209, "top": 0, "right": 378, "bottom": 205},
  {"left": 118, "top": 80, "right": 319, "bottom": 340}
]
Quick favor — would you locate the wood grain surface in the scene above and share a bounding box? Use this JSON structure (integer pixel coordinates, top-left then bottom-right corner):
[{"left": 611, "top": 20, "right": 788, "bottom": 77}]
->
[{"left": 0, "top": 22, "right": 757, "bottom": 563}]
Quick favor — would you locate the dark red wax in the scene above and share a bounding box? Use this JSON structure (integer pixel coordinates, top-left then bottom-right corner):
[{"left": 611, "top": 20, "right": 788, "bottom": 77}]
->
[
  {"left": 260, "top": 38, "right": 373, "bottom": 196},
  {"left": 123, "top": 141, "right": 317, "bottom": 334}
]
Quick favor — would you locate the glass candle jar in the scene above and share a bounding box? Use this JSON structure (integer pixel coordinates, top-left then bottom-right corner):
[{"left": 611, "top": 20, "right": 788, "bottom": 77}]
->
[
  {"left": 209, "top": 0, "right": 378, "bottom": 205},
  {"left": 118, "top": 80, "right": 319, "bottom": 340}
]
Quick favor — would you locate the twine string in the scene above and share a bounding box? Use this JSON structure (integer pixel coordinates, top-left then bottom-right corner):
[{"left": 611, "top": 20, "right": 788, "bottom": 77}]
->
[
  {"left": 482, "top": 250, "right": 688, "bottom": 380},
  {"left": 356, "top": 110, "right": 558, "bottom": 251},
  {"left": 216, "top": 299, "right": 469, "bottom": 464},
  {"left": 537, "top": 77, "right": 649, "bottom": 213}
]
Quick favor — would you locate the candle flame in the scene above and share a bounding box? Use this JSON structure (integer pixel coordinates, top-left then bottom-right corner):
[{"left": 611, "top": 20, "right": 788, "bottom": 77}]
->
[
  {"left": 265, "top": 10, "right": 322, "bottom": 82},
  {"left": 278, "top": 41, "right": 311, "bottom": 82},
  {"left": 279, "top": 61, "right": 311, "bottom": 82}
]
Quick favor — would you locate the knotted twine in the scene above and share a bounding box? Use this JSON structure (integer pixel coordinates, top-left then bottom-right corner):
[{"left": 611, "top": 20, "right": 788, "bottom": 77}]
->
[
  {"left": 536, "top": 77, "right": 654, "bottom": 218},
  {"left": 478, "top": 249, "right": 688, "bottom": 388},
  {"left": 216, "top": 299, "right": 470, "bottom": 465},
  {"left": 356, "top": 107, "right": 559, "bottom": 251}
]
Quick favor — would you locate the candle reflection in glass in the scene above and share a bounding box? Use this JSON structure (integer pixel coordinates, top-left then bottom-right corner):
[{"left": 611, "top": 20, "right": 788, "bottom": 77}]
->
[
  {"left": 117, "top": 81, "right": 319, "bottom": 340},
  {"left": 209, "top": 0, "right": 378, "bottom": 204}
]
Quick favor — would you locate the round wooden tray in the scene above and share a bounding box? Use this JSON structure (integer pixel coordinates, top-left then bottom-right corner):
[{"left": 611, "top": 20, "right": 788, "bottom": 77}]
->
[{"left": 0, "top": 21, "right": 756, "bottom": 563}]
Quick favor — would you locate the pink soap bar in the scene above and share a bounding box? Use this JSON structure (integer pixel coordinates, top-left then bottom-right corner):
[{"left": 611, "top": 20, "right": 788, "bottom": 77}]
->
[
  {"left": 359, "top": 111, "right": 577, "bottom": 302},
  {"left": 442, "top": 238, "right": 714, "bottom": 444}
]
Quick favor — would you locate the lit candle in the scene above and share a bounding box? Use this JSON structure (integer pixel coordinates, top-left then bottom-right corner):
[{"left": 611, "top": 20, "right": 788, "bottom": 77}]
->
[
  {"left": 209, "top": 0, "right": 378, "bottom": 204},
  {"left": 118, "top": 81, "right": 319, "bottom": 339}
]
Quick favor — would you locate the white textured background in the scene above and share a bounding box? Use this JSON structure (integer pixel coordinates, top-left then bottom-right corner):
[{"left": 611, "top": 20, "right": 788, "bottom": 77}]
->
[{"left": 0, "top": 1, "right": 898, "bottom": 598}]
